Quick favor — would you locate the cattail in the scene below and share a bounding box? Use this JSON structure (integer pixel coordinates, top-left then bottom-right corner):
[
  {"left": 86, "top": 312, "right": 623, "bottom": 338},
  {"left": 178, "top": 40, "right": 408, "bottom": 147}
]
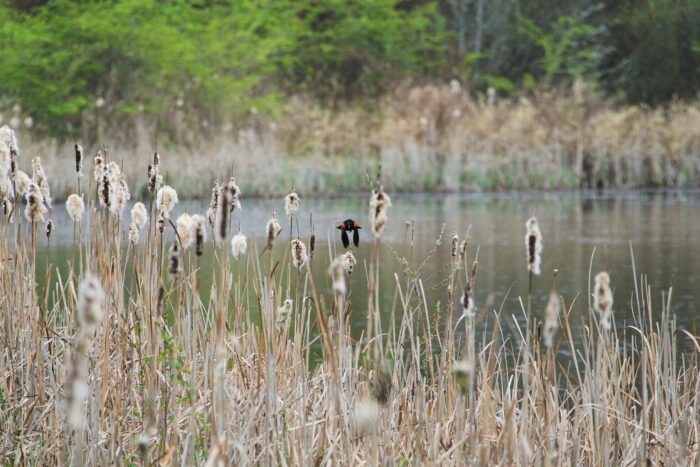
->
[
  {"left": 0, "top": 125, "right": 18, "bottom": 161},
  {"left": 65, "top": 194, "right": 85, "bottom": 223},
  {"left": 128, "top": 223, "right": 140, "bottom": 245},
  {"left": 342, "top": 250, "right": 356, "bottom": 275},
  {"left": 525, "top": 216, "right": 542, "bottom": 276},
  {"left": 231, "top": 233, "right": 247, "bottom": 258},
  {"left": 0, "top": 141, "right": 9, "bottom": 175},
  {"left": 285, "top": 192, "right": 299, "bottom": 219},
  {"left": 291, "top": 239, "right": 308, "bottom": 269},
  {"left": 0, "top": 176, "right": 13, "bottom": 207},
  {"left": 277, "top": 298, "right": 293, "bottom": 325},
  {"left": 265, "top": 215, "right": 282, "bottom": 250},
  {"left": 74, "top": 143, "right": 83, "bottom": 175},
  {"left": 369, "top": 186, "right": 392, "bottom": 239},
  {"left": 169, "top": 241, "right": 180, "bottom": 275},
  {"left": 77, "top": 272, "right": 104, "bottom": 332},
  {"left": 460, "top": 259, "right": 478, "bottom": 316},
  {"left": 148, "top": 153, "right": 162, "bottom": 194},
  {"left": 24, "top": 183, "right": 47, "bottom": 223},
  {"left": 354, "top": 398, "right": 380, "bottom": 435},
  {"left": 68, "top": 272, "right": 104, "bottom": 429},
  {"left": 156, "top": 185, "right": 178, "bottom": 218},
  {"left": 131, "top": 202, "right": 148, "bottom": 230},
  {"left": 452, "top": 359, "right": 474, "bottom": 393},
  {"left": 214, "top": 184, "right": 230, "bottom": 245},
  {"left": 110, "top": 173, "right": 130, "bottom": 217},
  {"left": 45, "top": 219, "right": 53, "bottom": 239},
  {"left": 451, "top": 233, "right": 459, "bottom": 258},
  {"left": 329, "top": 255, "right": 346, "bottom": 296},
  {"left": 207, "top": 181, "right": 219, "bottom": 228},
  {"left": 94, "top": 152, "right": 105, "bottom": 182},
  {"left": 98, "top": 173, "right": 111, "bottom": 208},
  {"left": 309, "top": 234, "right": 316, "bottom": 259},
  {"left": 31, "top": 156, "right": 51, "bottom": 208},
  {"left": 2, "top": 198, "right": 12, "bottom": 221},
  {"left": 593, "top": 271, "right": 613, "bottom": 330},
  {"left": 176, "top": 213, "right": 194, "bottom": 249},
  {"left": 13, "top": 169, "right": 30, "bottom": 196},
  {"left": 227, "top": 177, "right": 241, "bottom": 212},
  {"left": 459, "top": 239, "right": 468, "bottom": 262},
  {"left": 191, "top": 214, "right": 207, "bottom": 256},
  {"left": 543, "top": 290, "right": 561, "bottom": 347}
]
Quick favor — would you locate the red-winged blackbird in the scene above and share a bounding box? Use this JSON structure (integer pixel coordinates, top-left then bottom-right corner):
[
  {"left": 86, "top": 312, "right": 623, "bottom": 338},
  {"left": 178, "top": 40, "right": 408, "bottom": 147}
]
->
[{"left": 336, "top": 219, "right": 361, "bottom": 248}]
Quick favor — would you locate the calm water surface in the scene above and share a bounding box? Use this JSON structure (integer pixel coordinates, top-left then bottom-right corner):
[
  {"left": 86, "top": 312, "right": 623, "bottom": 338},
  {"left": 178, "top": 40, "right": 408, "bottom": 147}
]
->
[{"left": 35, "top": 190, "right": 700, "bottom": 348}]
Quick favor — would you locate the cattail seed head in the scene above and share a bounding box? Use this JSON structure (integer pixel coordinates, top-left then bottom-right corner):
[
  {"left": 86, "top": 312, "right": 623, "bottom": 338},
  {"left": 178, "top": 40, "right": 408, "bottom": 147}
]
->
[
  {"left": 74, "top": 143, "right": 83, "bottom": 175},
  {"left": 24, "top": 183, "right": 47, "bottom": 223},
  {"left": 214, "top": 185, "right": 230, "bottom": 245},
  {"left": 342, "top": 250, "right": 356, "bottom": 275},
  {"left": 309, "top": 234, "right": 316, "bottom": 259},
  {"left": 176, "top": 213, "right": 194, "bottom": 249},
  {"left": 0, "top": 125, "right": 18, "bottom": 161},
  {"left": 156, "top": 185, "right": 178, "bottom": 218},
  {"left": 265, "top": 215, "right": 282, "bottom": 250},
  {"left": 207, "top": 181, "right": 219, "bottom": 228},
  {"left": 148, "top": 153, "right": 162, "bottom": 194},
  {"left": 285, "top": 192, "right": 299, "bottom": 219},
  {"left": 593, "top": 271, "right": 613, "bottom": 330},
  {"left": 277, "top": 298, "right": 293, "bottom": 325},
  {"left": 543, "top": 290, "right": 561, "bottom": 347},
  {"left": 45, "top": 219, "right": 53, "bottom": 239},
  {"left": 525, "top": 216, "right": 542, "bottom": 276},
  {"left": 65, "top": 194, "right": 85, "bottom": 223},
  {"left": 94, "top": 153, "right": 105, "bottom": 182},
  {"left": 2, "top": 198, "right": 12, "bottom": 221},
  {"left": 128, "top": 223, "right": 140, "bottom": 245},
  {"left": 369, "top": 186, "right": 392, "bottom": 239},
  {"left": 31, "top": 156, "right": 52, "bottom": 208},
  {"left": 451, "top": 234, "right": 459, "bottom": 257},
  {"left": 110, "top": 173, "right": 130, "bottom": 217},
  {"left": 1, "top": 176, "right": 13, "bottom": 201},
  {"left": 13, "top": 169, "right": 30, "bottom": 196},
  {"left": 77, "top": 272, "right": 104, "bottom": 330},
  {"left": 329, "top": 255, "right": 347, "bottom": 296},
  {"left": 169, "top": 241, "right": 180, "bottom": 275},
  {"left": 191, "top": 214, "right": 207, "bottom": 256},
  {"left": 131, "top": 202, "right": 148, "bottom": 230},
  {"left": 231, "top": 233, "right": 247, "bottom": 258},
  {"left": 227, "top": 177, "right": 241, "bottom": 212},
  {"left": 0, "top": 141, "right": 9, "bottom": 175},
  {"left": 291, "top": 239, "right": 308, "bottom": 269}
]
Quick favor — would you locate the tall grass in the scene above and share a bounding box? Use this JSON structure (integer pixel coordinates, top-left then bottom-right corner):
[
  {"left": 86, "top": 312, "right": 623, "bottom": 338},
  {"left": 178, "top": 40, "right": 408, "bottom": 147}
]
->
[
  {"left": 15, "top": 82, "right": 700, "bottom": 200},
  {"left": 0, "top": 150, "right": 698, "bottom": 465}
]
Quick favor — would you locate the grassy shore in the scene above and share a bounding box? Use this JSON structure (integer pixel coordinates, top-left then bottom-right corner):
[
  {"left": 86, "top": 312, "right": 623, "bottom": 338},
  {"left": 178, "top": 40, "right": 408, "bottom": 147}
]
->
[
  {"left": 0, "top": 146, "right": 698, "bottom": 464},
  {"left": 15, "top": 83, "right": 700, "bottom": 201}
]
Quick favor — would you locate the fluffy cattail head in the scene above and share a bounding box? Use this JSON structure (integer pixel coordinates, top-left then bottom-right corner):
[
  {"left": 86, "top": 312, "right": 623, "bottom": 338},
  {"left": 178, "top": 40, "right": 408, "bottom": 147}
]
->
[
  {"left": 31, "top": 156, "right": 52, "bottom": 208},
  {"left": 231, "top": 233, "right": 247, "bottom": 258},
  {"left": 207, "top": 181, "right": 219, "bottom": 228},
  {"left": 191, "top": 214, "right": 207, "bottom": 256},
  {"left": 0, "top": 176, "right": 13, "bottom": 201},
  {"left": 593, "top": 271, "right": 613, "bottom": 330},
  {"left": 265, "top": 215, "right": 282, "bottom": 249},
  {"left": 543, "top": 290, "right": 561, "bottom": 347},
  {"left": 128, "top": 223, "right": 140, "bottom": 245},
  {"left": 291, "top": 239, "right": 308, "bottom": 269},
  {"left": 24, "top": 183, "right": 47, "bottom": 223},
  {"left": 156, "top": 185, "right": 178, "bottom": 218},
  {"left": 131, "top": 202, "right": 148, "bottom": 230},
  {"left": 451, "top": 234, "right": 459, "bottom": 258},
  {"left": 110, "top": 173, "right": 130, "bottom": 217},
  {"left": 94, "top": 153, "right": 105, "bottom": 182},
  {"left": 74, "top": 143, "right": 83, "bottom": 175},
  {"left": 0, "top": 141, "right": 9, "bottom": 175},
  {"left": 45, "top": 219, "right": 53, "bottom": 239},
  {"left": 342, "top": 250, "right": 356, "bottom": 275},
  {"left": 148, "top": 152, "right": 162, "bottom": 194},
  {"left": 227, "top": 177, "right": 241, "bottom": 212},
  {"left": 285, "top": 192, "right": 299, "bottom": 219},
  {"left": 277, "top": 298, "right": 293, "bottom": 325},
  {"left": 369, "top": 186, "right": 392, "bottom": 239},
  {"left": 176, "top": 213, "right": 194, "bottom": 249},
  {"left": 77, "top": 272, "right": 104, "bottom": 330},
  {"left": 65, "top": 194, "right": 85, "bottom": 223},
  {"left": 525, "top": 216, "right": 542, "bottom": 276},
  {"left": 13, "top": 170, "right": 30, "bottom": 196},
  {"left": 2, "top": 198, "right": 12, "bottom": 221},
  {"left": 329, "top": 255, "right": 347, "bottom": 296},
  {"left": 98, "top": 173, "right": 111, "bottom": 208},
  {"left": 0, "top": 125, "right": 18, "bottom": 162}
]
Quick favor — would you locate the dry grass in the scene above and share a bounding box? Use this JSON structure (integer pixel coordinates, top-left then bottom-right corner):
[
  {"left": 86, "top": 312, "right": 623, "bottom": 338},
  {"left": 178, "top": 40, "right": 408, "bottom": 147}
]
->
[
  {"left": 15, "top": 82, "right": 700, "bottom": 200},
  {"left": 0, "top": 150, "right": 698, "bottom": 465}
]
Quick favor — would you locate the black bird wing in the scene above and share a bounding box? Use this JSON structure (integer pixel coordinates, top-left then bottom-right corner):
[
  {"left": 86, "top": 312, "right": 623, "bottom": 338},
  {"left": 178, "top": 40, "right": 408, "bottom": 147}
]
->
[
  {"left": 341, "top": 230, "right": 349, "bottom": 249},
  {"left": 353, "top": 228, "right": 360, "bottom": 247}
]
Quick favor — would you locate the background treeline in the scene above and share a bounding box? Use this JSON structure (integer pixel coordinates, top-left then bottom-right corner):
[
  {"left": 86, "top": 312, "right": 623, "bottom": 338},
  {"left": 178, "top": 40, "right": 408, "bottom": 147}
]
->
[{"left": 1, "top": 0, "right": 699, "bottom": 139}]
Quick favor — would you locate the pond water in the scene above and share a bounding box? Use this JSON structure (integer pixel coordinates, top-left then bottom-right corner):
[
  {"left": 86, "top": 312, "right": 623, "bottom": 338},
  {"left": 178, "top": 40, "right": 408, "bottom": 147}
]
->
[{"left": 33, "top": 190, "right": 700, "bottom": 350}]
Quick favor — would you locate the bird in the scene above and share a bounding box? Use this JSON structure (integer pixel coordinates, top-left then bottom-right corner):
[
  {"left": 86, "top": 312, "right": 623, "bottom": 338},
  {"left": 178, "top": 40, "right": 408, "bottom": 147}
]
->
[{"left": 336, "top": 219, "right": 361, "bottom": 248}]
